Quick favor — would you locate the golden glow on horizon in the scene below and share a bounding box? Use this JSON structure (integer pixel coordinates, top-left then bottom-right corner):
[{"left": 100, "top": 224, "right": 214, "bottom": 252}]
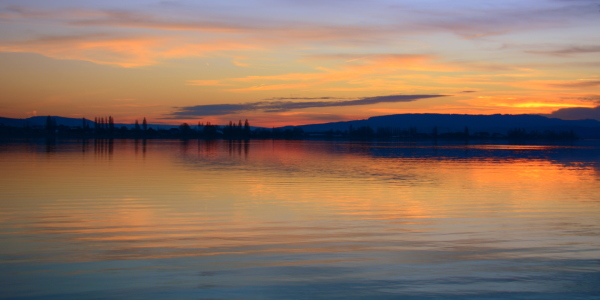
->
[{"left": 508, "top": 103, "right": 594, "bottom": 108}]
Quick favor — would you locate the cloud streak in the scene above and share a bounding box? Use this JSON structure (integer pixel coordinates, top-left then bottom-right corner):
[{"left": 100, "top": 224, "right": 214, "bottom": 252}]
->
[
  {"left": 527, "top": 45, "right": 600, "bottom": 56},
  {"left": 549, "top": 80, "right": 600, "bottom": 89},
  {"left": 561, "top": 95, "right": 600, "bottom": 103},
  {"left": 512, "top": 79, "right": 600, "bottom": 91},
  {"left": 191, "top": 54, "right": 460, "bottom": 92},
  {"left": 0, "top": 34, "right": 259, "bottom": 67},
  {"left": 168, "top": 94, "right": 446, "bottom": 117}
]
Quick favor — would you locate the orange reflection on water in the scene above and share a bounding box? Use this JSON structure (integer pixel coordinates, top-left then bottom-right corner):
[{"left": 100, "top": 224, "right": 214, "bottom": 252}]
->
[{"left": 1, "top": 140, "right": 599, "bottom": 264}]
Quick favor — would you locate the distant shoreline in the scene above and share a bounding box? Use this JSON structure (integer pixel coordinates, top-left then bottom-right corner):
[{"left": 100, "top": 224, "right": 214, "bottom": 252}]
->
[{"left": 4, "top": 113, "right": 598, "bottom": 140}]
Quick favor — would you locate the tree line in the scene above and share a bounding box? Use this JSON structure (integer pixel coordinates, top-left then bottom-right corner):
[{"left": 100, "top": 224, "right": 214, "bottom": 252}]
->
[
  {"left": 0, "top": 115, "right": 578, "bottom": 141},
  {"left": 0, "top": 116, "right": 303, "bottom": 139}
]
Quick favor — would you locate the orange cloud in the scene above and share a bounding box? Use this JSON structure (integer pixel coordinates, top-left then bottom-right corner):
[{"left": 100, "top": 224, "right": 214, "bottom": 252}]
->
[
  {"left": 0, "top": 34, "right": 259, "bottom": 67},
  {"left": 0, "top": 6, "right": 422, "bottom": 49},
  {"left": 0, "top": 35, "right": 166, "bottom": 67},
  {"left": 195, "top": 54, "right": 459, "bottom": 92},
  {"left": 508, "top": 103, "right": 592, "bottom": 108}
]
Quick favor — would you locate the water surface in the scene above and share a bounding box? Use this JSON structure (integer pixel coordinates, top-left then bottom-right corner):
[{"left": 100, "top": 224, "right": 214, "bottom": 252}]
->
[{"left": 1, "top": 139, "right": 600, "bottom": 299}]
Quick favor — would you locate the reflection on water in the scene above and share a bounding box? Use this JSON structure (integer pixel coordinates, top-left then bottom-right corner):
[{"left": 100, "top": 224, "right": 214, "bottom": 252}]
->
[{"left": 1, "top": 139, "right": 600, "bottom": 299}]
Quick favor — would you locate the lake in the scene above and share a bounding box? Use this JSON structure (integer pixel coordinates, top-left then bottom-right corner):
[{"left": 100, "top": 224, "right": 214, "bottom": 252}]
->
[{"left": 1, "top": 138, "right": 600, "bottom": 299}]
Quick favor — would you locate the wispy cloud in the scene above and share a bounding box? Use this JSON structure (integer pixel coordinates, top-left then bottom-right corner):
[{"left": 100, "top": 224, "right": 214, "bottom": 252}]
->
[
  {"left": 512, "top": 79, "right": 600, "bottom": 90},
  {"left": 168, "top": 94, "right": 446, "bottom": 118},
  {"left": 0, "top": 34, "right": 259, "bottom": 67},
  {"left": 561, "top": 94, "right": 600, "bottom": 103},
  {"left": 549, "top": 80, "right": 600, "bottom": 89},
  {"left": 192, "top": 54, "right": 459, "bottom": 92},
  {"left": 527, "top": 45, "right": 600, "bottom": 56},
  {"left": 0, "top": 5, "right": 403, "bottom": 47},
  {"left": 66, "top": 10, "right": 252, "bottom": 33}
]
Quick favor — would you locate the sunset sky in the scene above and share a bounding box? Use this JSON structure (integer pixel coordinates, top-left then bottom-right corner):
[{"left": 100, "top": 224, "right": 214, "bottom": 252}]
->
[{"left": 1, "top": 0, "right": 599, "bottom": 127}]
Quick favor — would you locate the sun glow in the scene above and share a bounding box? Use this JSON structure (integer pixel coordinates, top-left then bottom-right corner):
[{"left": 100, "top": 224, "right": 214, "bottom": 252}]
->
[{"left": 505, "top": 103, "right": 594, "bottom": 108}]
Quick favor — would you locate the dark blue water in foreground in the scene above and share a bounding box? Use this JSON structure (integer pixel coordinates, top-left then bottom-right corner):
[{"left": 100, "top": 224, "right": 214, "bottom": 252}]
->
[{"left": 1, "top": 139, "right": 599, "bottom": 299}]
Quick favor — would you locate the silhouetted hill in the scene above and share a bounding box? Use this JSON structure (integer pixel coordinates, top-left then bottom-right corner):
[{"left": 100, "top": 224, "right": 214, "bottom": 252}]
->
[
  {"left": 0, "top": 116, "right": 180, "bottom": 130},
  {"left": 294, "top": 114, "right": 600, "bottom": 138},
  {"left": 39, "top": 116, "right": 93, "bottom": 127},
  {"left": 0, "top": 116, "right": 95, "bottom": 128}
]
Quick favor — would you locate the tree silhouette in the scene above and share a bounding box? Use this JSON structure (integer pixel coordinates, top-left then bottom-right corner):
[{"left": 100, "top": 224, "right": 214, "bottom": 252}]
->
[
  {"left": 203, "top": 122, "right": 219, "bottom": 138},
  {"left": 179, "top": 122, "right": 192, "bottom": 136},
  {"left": 244, "top": 119, "right": 251, "bottom": 138},
  {"left": 45, "top": 116, "right": 56, "bottom": 134},
  {"left": 108, "top": 116, "right": 115, "bottom": 134}
]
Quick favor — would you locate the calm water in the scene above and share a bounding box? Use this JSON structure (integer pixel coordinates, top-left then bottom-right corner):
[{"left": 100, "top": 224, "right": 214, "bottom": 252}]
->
[{"left": 1, "top": 139, "right": 600, "bottom": 299}]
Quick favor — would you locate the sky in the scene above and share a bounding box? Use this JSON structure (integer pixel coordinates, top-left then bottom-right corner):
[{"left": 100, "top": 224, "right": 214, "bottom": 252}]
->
[{"left": 1, "top": 0, "right": 599, "bottom": 127}]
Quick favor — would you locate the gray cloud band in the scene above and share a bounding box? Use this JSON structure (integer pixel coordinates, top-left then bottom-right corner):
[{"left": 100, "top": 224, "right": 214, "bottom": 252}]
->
[{"left": 169, "top": 94, "right": 447, "bottom": 117}]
